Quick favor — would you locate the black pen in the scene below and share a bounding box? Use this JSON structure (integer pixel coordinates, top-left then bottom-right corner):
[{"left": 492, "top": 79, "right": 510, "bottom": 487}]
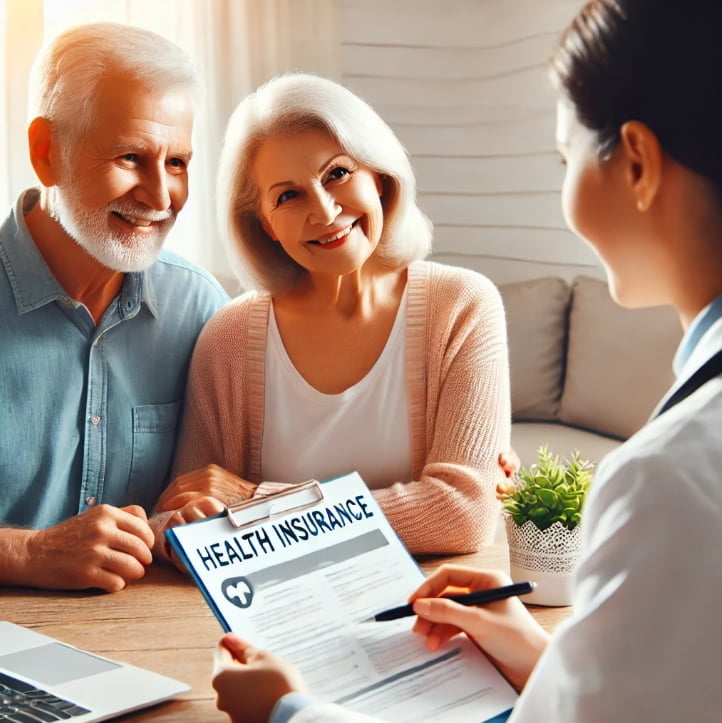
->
[{"left": 370, "top": 581, "right": 536, "bottom": 622}]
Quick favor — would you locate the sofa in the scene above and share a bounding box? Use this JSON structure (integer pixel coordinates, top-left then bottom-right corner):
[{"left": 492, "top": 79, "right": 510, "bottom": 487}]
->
[{"left": 499, "top": 275, "right": 683, "bottom": 470}]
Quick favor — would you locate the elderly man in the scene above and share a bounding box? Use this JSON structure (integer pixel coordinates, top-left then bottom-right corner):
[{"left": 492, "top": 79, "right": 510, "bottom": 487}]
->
[{"left": 0, "top": 22, "right": 229, "bottom": 592}]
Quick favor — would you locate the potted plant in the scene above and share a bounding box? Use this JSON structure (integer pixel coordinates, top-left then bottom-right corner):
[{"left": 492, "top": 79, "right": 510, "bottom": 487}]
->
[{"left": 497, "top": 445, "right": 594, "bottom": 606}]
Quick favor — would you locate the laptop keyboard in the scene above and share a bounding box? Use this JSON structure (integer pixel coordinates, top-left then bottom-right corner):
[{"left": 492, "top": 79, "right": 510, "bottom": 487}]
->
[{"left": 0, "top": 672, "right": 90, "bottom": 721}]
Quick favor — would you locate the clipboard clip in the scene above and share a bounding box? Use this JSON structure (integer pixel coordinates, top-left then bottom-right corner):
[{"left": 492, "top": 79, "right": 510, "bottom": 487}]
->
[{"left": 225, "top": 480, "right": 324, "bottom": 530}]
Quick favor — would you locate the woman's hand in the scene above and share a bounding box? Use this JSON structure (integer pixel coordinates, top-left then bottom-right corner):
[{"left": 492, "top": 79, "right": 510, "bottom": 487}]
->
[
  {"left": 155, "top": 464, "right": 257, "bottom": 512},
  {"left": 409, "top": 564, "right": 549, "bottom": 691},
  {"left": 213, "top": 634, "right": 307, "bottom": 723},
  {"left": 149, "top": 495, "right": 226, "bottom": 568},
  {"left": 152, "top": 464, "right": 255, "bottom": 566},
  {"left": 498, "top": 449, "right": 521, "bottom": 478}
]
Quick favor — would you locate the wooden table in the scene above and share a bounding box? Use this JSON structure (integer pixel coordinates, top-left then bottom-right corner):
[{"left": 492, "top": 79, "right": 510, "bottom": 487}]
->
[{"left": 1, "top": 544, "right": 571, "bottom": 722}]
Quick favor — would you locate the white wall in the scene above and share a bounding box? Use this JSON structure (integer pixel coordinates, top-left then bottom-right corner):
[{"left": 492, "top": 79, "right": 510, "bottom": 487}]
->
[{"left": 339, "top": 0, "right": 603, "bottom": 284}]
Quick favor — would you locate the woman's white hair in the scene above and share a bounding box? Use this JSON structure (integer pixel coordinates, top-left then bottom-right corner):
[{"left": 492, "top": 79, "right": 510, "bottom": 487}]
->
[
  {"left": 217, "top": 72, "right": 433, "bottom": 293},
  {"left": 28, "top": 22, "right": 200, "bottom": 153}
]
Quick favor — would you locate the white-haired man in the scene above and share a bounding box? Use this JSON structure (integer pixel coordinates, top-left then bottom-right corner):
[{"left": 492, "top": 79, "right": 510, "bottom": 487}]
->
[{"left": 0, "top": 22, "right": 229, "bottom": 592}]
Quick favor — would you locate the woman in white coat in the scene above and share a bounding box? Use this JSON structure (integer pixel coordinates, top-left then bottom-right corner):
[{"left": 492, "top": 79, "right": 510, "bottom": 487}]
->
[{"left": 212, "top": 1, "right": 722, "bottom": 720}]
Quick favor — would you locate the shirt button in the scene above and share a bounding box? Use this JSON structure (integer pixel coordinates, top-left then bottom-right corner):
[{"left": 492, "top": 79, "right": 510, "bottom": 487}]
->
[
  {"left": 86, "top": 496, "right": 97, "bottom": 506},
  {"left": 90, "top": 415, "right": 101, "bottom": 425}
]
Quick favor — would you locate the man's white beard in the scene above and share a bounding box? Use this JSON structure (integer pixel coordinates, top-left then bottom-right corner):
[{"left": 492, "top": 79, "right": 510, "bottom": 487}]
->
[{"left": 50, "top": 184, "right": 175, "bottom": 273}]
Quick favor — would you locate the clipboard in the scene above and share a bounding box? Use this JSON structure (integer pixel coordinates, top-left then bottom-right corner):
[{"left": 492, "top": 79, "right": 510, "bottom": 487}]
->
[
  {"left": 165, "top": 478, "right": 330, "bottom": 632},
  {"left": 164, "top": 472, "right": 518, "bottom": 722}
]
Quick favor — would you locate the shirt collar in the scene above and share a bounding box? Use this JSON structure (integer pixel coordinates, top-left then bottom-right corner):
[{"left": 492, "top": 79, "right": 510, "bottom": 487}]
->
[
  {"left": 120, "top": 266, "right": 160, "bottom": 319},
  {"left": 673, "top": 291, "right": 722, "bottom": 375},
  {"left": 2, "top": 188, "right": 158, "bottom": 319}
]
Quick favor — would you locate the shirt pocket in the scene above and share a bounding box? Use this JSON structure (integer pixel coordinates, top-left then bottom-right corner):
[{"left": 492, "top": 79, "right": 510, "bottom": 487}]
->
[{"left": 128, "top": 401, "right": 182, "bottom": 509}]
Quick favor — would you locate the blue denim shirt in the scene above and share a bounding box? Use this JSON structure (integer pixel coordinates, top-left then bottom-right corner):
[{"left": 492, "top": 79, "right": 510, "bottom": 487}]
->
[{"left": 0, "top": 190, "right": 229, "bottom": 528}]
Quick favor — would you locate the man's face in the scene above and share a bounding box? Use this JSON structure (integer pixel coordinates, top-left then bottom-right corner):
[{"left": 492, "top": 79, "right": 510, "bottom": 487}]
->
[{"left": 50, "top": 73, "right": 194, "bottom": 272}]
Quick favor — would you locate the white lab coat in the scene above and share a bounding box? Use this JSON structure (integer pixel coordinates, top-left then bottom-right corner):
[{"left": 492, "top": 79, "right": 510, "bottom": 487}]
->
[{"left": 510, "top": 317, "right": 722, "bottom": 722}]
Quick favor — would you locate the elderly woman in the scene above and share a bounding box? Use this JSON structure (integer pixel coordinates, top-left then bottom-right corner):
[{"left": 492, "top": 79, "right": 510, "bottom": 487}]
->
[{"left": 159, "top": 72, "right": 511, "bottom": 556}]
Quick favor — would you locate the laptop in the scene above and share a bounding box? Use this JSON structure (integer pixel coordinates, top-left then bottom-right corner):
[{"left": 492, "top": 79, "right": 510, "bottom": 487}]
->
[{"left": 0, "top": 621, "right": 190, "bottom": 721}]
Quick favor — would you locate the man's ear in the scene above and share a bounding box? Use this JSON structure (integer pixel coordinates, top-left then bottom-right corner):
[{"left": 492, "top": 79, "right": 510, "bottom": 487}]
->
[
  {"left": 618, "top": 120, "right": 663, "bottom": 212},
  {"left": 28, "top": 117, "right": 59, "bottom": 187}
]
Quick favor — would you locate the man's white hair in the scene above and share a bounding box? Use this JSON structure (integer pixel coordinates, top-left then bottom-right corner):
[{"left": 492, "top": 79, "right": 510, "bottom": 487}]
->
[{"left": 28, "top": 21, "right": 201, "bottom": 150}]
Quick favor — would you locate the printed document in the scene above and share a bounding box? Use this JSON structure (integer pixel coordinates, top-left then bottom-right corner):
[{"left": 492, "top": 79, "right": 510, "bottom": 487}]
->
[{"left": 166, "top": 471, "right": 518, "bottom": 722}]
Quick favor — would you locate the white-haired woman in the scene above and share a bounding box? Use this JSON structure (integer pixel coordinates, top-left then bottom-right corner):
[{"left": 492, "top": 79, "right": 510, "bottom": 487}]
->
[{"left": 158, "top": 73, "right": 512, "bottom": 556}]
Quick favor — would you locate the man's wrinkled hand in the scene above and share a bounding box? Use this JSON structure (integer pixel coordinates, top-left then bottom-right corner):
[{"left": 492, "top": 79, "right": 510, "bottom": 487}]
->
[{"left": 26, "top": 504, "right": 154, "bottom": 593}]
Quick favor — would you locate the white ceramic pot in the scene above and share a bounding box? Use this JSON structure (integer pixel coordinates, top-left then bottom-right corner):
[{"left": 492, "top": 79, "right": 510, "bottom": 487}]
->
[{"left": 504, "top": 516, "right": 583, "bottom": 607}]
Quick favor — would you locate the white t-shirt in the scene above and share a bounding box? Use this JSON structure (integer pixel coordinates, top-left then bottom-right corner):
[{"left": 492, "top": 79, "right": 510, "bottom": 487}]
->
[{"left": 260, "top": 292, "right": 412, "bottom": 488}]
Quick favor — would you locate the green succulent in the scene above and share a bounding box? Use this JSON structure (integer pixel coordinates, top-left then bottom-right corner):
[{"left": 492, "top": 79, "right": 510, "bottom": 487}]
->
[{"left": 501, "top": 446, "right": 593, "bottom": 531}]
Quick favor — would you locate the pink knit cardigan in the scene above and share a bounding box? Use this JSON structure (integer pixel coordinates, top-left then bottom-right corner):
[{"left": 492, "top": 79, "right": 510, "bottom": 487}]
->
[{"left": 172, "top": 260, "right": 511, "bottom": 555}]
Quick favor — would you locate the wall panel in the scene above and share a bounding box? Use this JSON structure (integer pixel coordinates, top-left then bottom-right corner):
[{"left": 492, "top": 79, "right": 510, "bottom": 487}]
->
[{"left": 339, "top": 0, "right": 593, "bottom": 283}]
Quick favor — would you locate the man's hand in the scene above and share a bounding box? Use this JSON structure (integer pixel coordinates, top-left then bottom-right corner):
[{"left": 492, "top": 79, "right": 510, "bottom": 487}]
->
[
  {"left": 409, "top": 564, "right": 549, "bottom": 691},
  {"left": 16, "top": 505, "right": 154, "bottom": 592},
  {"left": 155, "top": 464, "right": 256, "bottom": 512},
  {"left": 213, "top": 633, "right": 307, "bottom": 723}
]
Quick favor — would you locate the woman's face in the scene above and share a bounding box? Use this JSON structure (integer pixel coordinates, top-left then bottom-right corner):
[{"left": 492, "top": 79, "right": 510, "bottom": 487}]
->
[
  {"left": 253, "top": 127, "right": 384, "bottom": 279},
  {"left": 555, "top": 99, "right": 648, "bottom": 306}
]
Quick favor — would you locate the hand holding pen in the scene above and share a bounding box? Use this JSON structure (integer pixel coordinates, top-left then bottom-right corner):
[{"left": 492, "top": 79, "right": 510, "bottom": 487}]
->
[
  {"left": 407, "top": 565, "right": 551, "bottom": 692},
  {"left": 372, "top": 581, "right": 535, "bottom": 621}
]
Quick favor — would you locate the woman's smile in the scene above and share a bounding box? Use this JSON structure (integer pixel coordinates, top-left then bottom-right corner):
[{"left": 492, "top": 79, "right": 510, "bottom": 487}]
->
[{"left": 309, "top": 222, "right": 356, "bottom": 248}]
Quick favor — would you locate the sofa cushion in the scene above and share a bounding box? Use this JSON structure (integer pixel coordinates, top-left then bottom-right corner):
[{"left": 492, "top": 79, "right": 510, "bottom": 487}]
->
[
  {"left": 511, "top": 421, "right": 622, "bottom": 470},
  {"left": 499, "top": 277, "right": 571, "bottom": 422},
  {"left": 558, "top": 276, "right": 682, "bottom": 440}
]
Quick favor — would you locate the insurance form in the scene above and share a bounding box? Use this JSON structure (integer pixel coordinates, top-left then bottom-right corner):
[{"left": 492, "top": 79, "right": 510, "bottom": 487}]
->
[{"left": 167, "top": 471, "right": 518, "bottom": 722}]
